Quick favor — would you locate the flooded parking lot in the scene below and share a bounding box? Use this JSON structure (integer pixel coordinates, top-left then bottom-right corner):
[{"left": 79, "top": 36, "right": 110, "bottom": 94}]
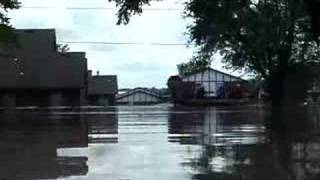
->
[{"left": 0, "top": 105, "right": 319, "bottom": 180}]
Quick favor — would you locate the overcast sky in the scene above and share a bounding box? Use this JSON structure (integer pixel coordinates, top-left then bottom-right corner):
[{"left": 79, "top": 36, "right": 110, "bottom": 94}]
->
[{"left": 8, "top": 0, "right": 240, "bottom": 88}]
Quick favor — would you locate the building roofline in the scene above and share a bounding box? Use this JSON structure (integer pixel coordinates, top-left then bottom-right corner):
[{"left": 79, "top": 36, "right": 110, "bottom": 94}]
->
[
  {"left": 66, "top": 52, "right": 86, "bottom": 54},
  {"left": 14, "top": 28, "right": 56, "bottom": 31},
  {"left": 92, "top": 75, "right": 117, "bottom": 78},
  {"left": 181, "top": 68, "right": 247, "bottom": 82},
  {"left": 116, "top": 88, "right": 162, "bottom": 100}
]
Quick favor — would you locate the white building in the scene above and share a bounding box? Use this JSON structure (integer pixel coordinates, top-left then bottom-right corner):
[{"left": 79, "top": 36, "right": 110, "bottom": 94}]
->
[
  {"left": 116, "top": 88, "right": 163, "bottom": 105},
  {"left": 181, "top": 68, "right": 245, "bottom": 97}
]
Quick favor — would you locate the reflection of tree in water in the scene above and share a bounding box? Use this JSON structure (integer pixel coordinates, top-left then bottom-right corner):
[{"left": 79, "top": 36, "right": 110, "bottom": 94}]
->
[
  {"left": 182, "top": 106, "right": 320, "bottom": 180},
  {"left": 191, "top": 145, "right": 268, "bottom": 180},
  {"left": 287, "top": 105, "right": 320, "bottom": 180}
]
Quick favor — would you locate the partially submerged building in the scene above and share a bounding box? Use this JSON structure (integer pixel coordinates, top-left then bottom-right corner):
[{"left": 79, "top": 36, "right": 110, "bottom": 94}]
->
[
  {"left": 0, "top": 29, "right": 87, "bottom": 107},
  {"left": 87, "top": 71, "right": 118, "bottom": 106},
  {"left": 116, "top": 88, "right": 163, "bottom": 105},
  {"left": 181, "top": 68, "right": 246, "bottom": 98},
  {"left": 168, "top": 68, "right": 253, "bottom": 105},
  {"left": 0, "top": 29, "right": 118, "bottom": 108}
]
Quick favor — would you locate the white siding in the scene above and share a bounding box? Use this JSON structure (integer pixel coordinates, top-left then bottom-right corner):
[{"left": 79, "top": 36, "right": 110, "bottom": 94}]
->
[
  {"left": 202, "top": 82, "right": 210, "bottom": 93},
  {"left": 203, "top": 70, "right": 210, "bottom": 81},
  {"left": 217, "top": 72, "right": 224, "bottom": 81},
  {"left": 129, "top": 94, "right": 134, "bottom": 102},
  {"left": 146, "top": 94, "right": 151, "bottom": 102},
  {"left": 210, "top": 82, "right": 216, "bottom": 92},
  {"left": 117, "top": 96, "right": 128, "bottom": 103},
  {"left": 150, "top": 96, "right": 158, "bottom": 102},
  {"left": 209, "top": 70, "right": 216, "bottom": 81},
  {"left": 195, "top": 73, "right": 203, "bottom": 81},
  {"left": 181, "top": 69, "right": 242, "bottom": 97},
  {"left": 117, "top": 91, "right": 161, "bottom": 104},
  {"left": 224, "top": 75, "right": 231, "bottom": 81}
]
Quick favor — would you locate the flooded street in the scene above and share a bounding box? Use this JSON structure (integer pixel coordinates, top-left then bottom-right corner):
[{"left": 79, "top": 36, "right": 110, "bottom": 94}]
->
[{"left": 0, "top": 105, "right": 319, "bottom": 180}]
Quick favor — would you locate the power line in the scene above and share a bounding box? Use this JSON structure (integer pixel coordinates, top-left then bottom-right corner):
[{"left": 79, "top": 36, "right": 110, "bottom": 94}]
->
[
  {"left": 20, "top": 6, "right": 183, "bottom": 11},
  {"left": 58, "top": 41, "right": 188, "bottom": 46}
]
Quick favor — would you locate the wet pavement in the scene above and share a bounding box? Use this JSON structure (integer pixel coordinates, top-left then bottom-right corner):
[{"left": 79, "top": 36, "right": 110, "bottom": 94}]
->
[{"left": 0, "top": 104, "right": 319, "bottom": 180}]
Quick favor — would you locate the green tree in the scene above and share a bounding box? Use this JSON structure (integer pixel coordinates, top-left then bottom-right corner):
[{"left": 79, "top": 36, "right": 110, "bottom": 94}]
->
[
  {"left": 108, "top": 0, "right": 320, "bottom": 37},
  {"left": 177, "top": 56, "right": 211, "bottom": 76},
  {"left": 108, "top": 0, "right": 159, "bottom": 25},
  {"left": 185, "top": 0, "right": 320, "bottom": 106},
  {"left": 110, "top": 0, "right": 320, "bottom": 106},
  {"left": 57, "top": 44, "right": 70, "bottom": 54},
  {"left": 0, "top": 0, "right": 20, "bottom": 43}
]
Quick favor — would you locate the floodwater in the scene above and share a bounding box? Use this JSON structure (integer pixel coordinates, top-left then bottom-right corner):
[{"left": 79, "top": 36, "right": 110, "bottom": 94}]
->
[{"left": 0, "top": 104, "right": 319, "bottom": 180}]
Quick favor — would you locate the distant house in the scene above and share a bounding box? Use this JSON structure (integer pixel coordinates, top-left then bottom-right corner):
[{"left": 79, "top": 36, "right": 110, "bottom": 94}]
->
[
  {"left": 87, "top": 71, "right": 118, "bottom": 106},
  {"left": 0, "top": 29, "right": 88, "bottom": 107},
  {"left": 116, "top": 88, "right": 163, "bottom": 105},
  {"left": 304, "top": 65, "right": 320, "bottom": 103},
  {"left": 181, "top": 68, "right": 247, "bottom": 98}
]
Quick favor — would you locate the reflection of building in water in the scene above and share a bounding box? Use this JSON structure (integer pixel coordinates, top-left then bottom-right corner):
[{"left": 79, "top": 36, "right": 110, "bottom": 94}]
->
[
  {"left": 0, "top": 110, "right": 89, "bottom": 179},
  {"left": 0, "top": 106, "right": 120, "bottom": 179},
  {"left": 182, "top": 106, "right": 320, "bottom": 180},
  {"left": 182, "top": 108, "right": 271, "bottom": 180},
  {"left": 87, "top": 107, "right": 119, "bottom": 144},
  {"left": 168, "top": 107, "right": 205, "bottom": 144},
  {"left": 169, "top": 107, "right": 271, "bottom": 179},
  {"left": 168, "top": 107, "right": 266, "bottom": 146}
]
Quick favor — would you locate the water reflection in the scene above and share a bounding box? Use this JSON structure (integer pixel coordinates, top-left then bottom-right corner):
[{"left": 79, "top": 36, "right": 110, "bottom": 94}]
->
[
  {"left": 0, "top": 105, "right": 319, "bottom": 179},
  {"left": 0, "top": 110, "right": 88, "bottom": 179},
  {"left": 169, "top": 106, "right": 267, "bottom": 179},
  {"left": 173, "top": 105, "right": 320, "bottom": 180},
  {"left": 168, "top": 107, "right": 266, "bottom": 146},
  {"left": 0, "top": 107, "right": 119, "bottom": 179}
]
